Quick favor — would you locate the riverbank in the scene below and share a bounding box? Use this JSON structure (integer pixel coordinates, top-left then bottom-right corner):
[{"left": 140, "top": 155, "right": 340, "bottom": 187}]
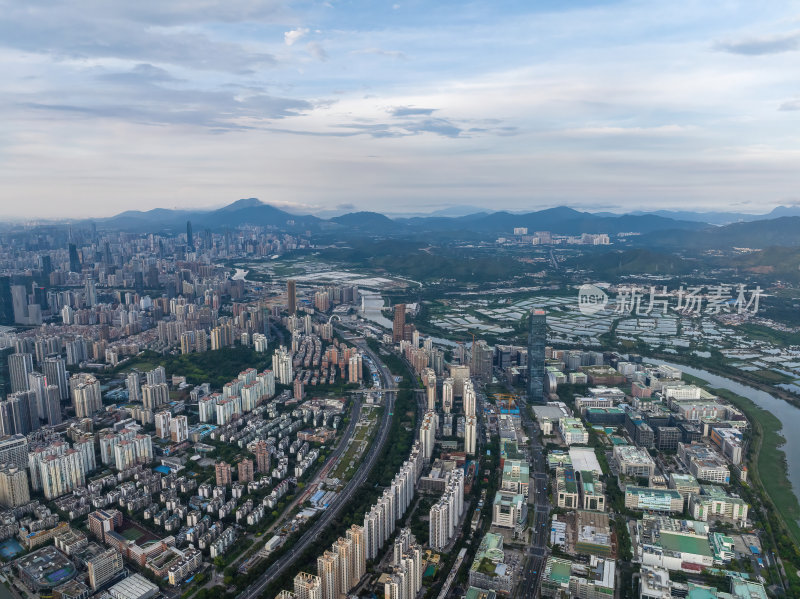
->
[{"left": 667, "top": 366, "right": 800, "bottom": 548}]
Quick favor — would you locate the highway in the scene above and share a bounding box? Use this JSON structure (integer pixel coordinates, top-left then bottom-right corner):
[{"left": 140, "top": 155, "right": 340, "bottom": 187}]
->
[
  {"left": 518, "top": 398, "right": 551, "bottom": 599},
  {"left": 238, "top": 337, "right": 396, "bottom": 599}
]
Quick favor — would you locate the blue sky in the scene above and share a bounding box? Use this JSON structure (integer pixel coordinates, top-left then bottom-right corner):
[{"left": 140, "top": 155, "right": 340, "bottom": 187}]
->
[{"left": 1, "top": 0, "right": 799, "bottom": 218}]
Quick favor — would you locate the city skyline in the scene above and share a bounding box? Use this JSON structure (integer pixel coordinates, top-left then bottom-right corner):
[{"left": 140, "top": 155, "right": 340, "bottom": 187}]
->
[{"left": 2, "top": 1, "right": 800, "bottom": 217}]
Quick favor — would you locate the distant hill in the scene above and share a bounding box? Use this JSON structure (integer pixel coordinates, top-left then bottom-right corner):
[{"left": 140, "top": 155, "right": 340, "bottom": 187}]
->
[
  {"left": 88, "top": 198, "right": 800, "bottom": 251},
  {"left": 569, "top": 249, "right": 696, "bottom": 277},
  {"left": 330, "top": 211, "right": 396, "bottom": 233},
  {"left": 633, "top": 205, "right": 800, "bottom": 225},
  {"left": 650, "top": 216, "right": 800, "bottom": 250}
]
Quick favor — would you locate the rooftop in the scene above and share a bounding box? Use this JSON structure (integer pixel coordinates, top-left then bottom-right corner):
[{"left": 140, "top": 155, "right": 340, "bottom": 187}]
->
[{"left": 659, "top": 531, "right": 712, "bottom": 557}]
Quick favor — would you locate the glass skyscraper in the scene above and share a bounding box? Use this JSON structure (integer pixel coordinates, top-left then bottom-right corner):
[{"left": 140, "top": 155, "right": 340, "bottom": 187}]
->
[{"left": 527, "top": 309, "right": 546, "bottom": 403}]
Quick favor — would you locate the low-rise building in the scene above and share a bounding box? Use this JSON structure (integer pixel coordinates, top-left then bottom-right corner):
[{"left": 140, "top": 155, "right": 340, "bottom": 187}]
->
[
  {"left": 689, "top": 485, "right": 749, "bottom": 526},
  {"left": 624, "top": 487, "right": 683, "bottom": 513}
]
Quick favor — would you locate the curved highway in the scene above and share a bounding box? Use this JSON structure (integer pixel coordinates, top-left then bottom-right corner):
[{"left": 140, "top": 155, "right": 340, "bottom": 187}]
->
[{"left": 238, "top": 337, "right": 396, "bottom": 599}]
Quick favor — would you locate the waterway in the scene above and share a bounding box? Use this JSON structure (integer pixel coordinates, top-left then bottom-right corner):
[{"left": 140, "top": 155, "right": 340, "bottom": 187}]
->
[
  {"left": 359, "top": 293, "right": 458, "bottom": 347},
  {"left": 648, "top": 358, "right": 800, "bottom": 508}
]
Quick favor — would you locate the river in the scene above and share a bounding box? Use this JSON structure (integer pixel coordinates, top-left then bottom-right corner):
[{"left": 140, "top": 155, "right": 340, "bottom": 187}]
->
[
  {"left": 359, "top": 293, "right": 458, "bottom": 347},
  {"left": 648, "top": 358, "right": 800, "bottom": 507}
]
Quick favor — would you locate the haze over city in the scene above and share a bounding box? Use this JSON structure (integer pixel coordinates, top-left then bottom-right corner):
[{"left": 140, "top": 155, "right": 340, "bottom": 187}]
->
[{"left": 2, "top": 0, "right": 800, "bottom": 218}]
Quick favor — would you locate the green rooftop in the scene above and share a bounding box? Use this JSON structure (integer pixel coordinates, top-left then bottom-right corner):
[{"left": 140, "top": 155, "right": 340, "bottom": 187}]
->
[
  {"left": 464, "top": 587, "right": 497, "bottom": 599},
  {"left": 544, "top": 556, "right": 572, "bottom": 584},
  {"left": 659, "top": 531, "right": 712, "bottom": 557}
]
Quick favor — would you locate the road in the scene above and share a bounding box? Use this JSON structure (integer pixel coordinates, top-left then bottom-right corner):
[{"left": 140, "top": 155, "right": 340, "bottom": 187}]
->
[
  {"left": 237, "top": 337, "right": 396, "bottom": 599},
  {"left": 262, "top": 397, "right": 362, "bottom": 540},
  {"left": 518, "top": 398, "right": 551, "bottom": 599}
]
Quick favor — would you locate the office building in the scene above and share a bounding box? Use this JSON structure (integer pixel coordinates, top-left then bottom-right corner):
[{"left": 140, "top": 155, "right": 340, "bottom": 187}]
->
[{"left": 527, "top": 309, "right": 546, "bottom": 403}]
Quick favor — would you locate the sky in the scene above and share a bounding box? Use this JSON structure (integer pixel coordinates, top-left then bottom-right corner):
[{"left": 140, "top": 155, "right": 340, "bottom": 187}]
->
[{"left": 2, "top": 0, "right": 800, "bottom": 218}]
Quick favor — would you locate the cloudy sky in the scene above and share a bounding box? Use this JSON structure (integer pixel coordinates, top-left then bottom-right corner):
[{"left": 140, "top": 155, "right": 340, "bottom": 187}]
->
[{"left": 2, "top": 0, "right": 800, "bottom": 218}]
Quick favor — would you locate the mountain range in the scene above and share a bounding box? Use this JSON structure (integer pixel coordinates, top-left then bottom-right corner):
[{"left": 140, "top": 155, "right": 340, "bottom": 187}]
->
[{"left": 83, "top": 198, "right": 800, "bottom": 249}]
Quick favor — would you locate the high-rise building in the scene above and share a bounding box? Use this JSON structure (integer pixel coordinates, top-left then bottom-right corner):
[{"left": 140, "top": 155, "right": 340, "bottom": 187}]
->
[
  {"left": 8, "top": 353, "right": 33, "bottom": 394},
  {"left": 43, "top": 356, "right": 69, "bottom": 401},
  {"left": 0, "top": 464, "right": 30, "bottom": 507},
  {"left": 68, "top": 243, "right": 81, "bottom": 273},
  {"left": 449, "top": 365, "right": 470, "bottom": 398},
  {"left": 255, "top": 440, "right": 271, "bottom": 474},
  {"left": 126, "top": 372, "right": 141, "bottom": 402},
  {"left": 287, "top": 280, "right": 297, "bottom": 315},
  {"left": 70, "top": 373, "right": 102, "bottom": 418},
  {"left": 465, "top": 416, "right": 477, "bottom": 455},
  {"left": 527, "top": 309, "right": 546, "bottom": 403},
  {"left": 155, "top": 411, "right": 171, "bottom": 439},
  {"left": 423, "top": 369, "right": 436, "bottom": 411},
  {"left": 333, "top": 537, "right": 353, "bottom": 593},
  {"left": 317, "top": 551, "right": 339, "bottom": 599},
  {"left": 45, "top": 385, "right": 62, "bottom": 426},
  {"left": 27, "top": 371, "right": 49, "bottom": 423},
  {"left": 238, "top": 458, "right": 254, "bottom": 483},
  {"left": 170, "top": 415, "right": 188, "bottom": 443},
  {"left": 0, "top": 434, "right": 28, "bottom": 469},
  {"left": 216, "top": 461, "right": 232, "bottom": 486},
  {"left": 441, "top": 378, "right": 453, "bottom": 414},
  {"left": 0, "top": 276, "right": 14, "bottom": 326},
  {"left": 186, "top": 220, "right": 193, "bottom": 247},
  {"left": 463, "top": 380, "right": 476, "bottom": 418},
  {"left": 294, "top": 572, "right": 322, "bottom": 599},
  {"left": 346, "top": 525, "right": 366, "bottom": 587},
  {"left": 141, "top": 383, "right": 169, "bottom": 411},
  {"left": 85, "top": 277, "right": 97, "bottom": 307},
  {"left": 471, "top": 340, "right": 493, "bottom": 382},
  {"left": 392, "top": 304, "right": 406, "bottom": 343},
  {"left": 273, "top": 346, "right": 293, "bottom": 385},
  {"left": 420, "top": 411, "right": 437, "bottom": 461}
]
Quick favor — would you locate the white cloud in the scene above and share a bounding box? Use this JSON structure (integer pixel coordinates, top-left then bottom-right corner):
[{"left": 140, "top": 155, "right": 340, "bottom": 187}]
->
[{"left": 284, "top": 27, "right": 309, "bottom": 46}]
